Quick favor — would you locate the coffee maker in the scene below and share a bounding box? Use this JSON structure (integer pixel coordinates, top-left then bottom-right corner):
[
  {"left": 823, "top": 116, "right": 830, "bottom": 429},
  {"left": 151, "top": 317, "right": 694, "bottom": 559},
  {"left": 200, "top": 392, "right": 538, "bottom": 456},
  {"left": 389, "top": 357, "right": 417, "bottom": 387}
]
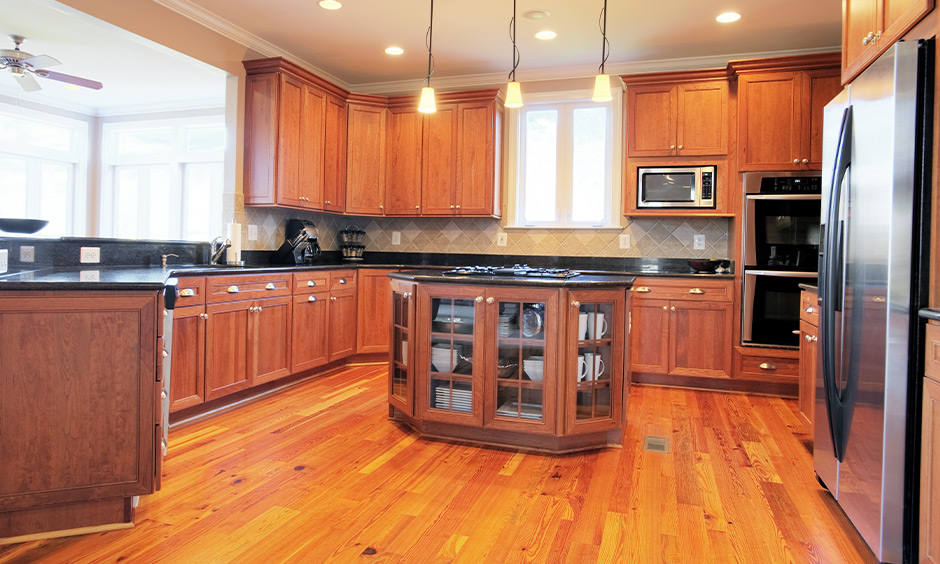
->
[{"left": 274, "top": 219, "right": 322, "bottom": 265}]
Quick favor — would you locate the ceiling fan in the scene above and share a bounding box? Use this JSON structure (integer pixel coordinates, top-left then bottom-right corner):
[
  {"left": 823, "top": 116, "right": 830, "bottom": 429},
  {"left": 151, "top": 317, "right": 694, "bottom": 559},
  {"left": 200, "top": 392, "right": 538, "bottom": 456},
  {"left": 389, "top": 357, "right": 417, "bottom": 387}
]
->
[{"left": 0, "top": 35, "right": 102, "bottom": 92}]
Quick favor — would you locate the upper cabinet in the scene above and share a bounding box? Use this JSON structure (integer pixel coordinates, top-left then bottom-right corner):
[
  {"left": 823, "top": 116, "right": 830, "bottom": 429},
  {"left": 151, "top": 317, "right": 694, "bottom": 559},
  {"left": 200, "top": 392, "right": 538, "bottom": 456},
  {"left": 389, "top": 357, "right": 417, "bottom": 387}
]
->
[
  {"left": 626, "top": 75, "right": 729, "bottom": 157},
  {"left": 345, "top": 95, "right": 388, "bottom": 216},
  {"left": 731, "top": 54, "right": 842, "bottom": 172},
  {"left": 843, "top": 0, "right": 933, "bottom": 83},
  {"left": 243, "top": 58, "right": 350, "bottom": 211}
]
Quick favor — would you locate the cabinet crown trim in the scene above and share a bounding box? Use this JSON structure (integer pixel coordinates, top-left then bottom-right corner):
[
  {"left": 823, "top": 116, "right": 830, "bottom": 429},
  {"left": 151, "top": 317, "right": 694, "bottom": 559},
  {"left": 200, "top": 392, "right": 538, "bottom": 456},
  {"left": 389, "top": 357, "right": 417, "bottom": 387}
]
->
[
  {"left": 243, "top": 57, "right": 349, "bottom": 99},
  {"left": 728, "top": 52, "right": 841, "bottom": 75},
  {"left": 621, "top": 68, "right": 732, "bottom": 85}
]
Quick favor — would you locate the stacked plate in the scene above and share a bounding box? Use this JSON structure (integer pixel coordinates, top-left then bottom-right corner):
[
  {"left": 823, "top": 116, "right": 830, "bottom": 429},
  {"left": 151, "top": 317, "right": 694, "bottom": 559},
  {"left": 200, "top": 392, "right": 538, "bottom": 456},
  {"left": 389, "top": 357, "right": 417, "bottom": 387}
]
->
[
  {"left": 435, "top": 386, "right": 471, "bottom": 412},
  {"left": 523, "top": 355, "right": 544, "bottom": 381},
  {"left": 431, "top": 344, "right": 459, "bottom": 373},
  {"left": 498, "top": 314, "right": 514, "bottom": 337}
]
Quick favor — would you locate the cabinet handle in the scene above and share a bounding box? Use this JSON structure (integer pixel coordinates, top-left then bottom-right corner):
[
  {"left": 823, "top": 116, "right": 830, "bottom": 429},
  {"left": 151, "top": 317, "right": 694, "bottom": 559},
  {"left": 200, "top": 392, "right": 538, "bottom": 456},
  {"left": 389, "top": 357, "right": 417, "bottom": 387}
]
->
[
  {"left": 308, "top": 295, "right": 317, "bottom": 302},
  {"left": 227, "top": 285, "right": 239, "bottom": 294},
  {"left": 862, "top": 31, "right": 875, "bottom": 45},
  {"left": 759, "top": 362, "right": 777, "bottom": 370},
  {"left": 688, "top": 288, "right": 705, "bottom": 295},
  {"left": 265, "top": 283, "right": 276, "bottom": 290},
  {"left": 486, "top": 297, "right": 495, "bottom": 304},
  {"left": 801, "top": 158, "right": 809, "bottom": 164},
  {"left": 804, "top": 306, "right": 815, "bottom": 314},
  {"left": 179, "top": 289, "right": 195, "bottom": 297},
  {"left": 475, "top": 296, "right": 484, "bottom": 303},
  {"left": 634, "top": 286, "right": 651, "bottom": 293},
  {"left": 339, "top": 278, "right": 347, "bottom": 284},
  {"left": 307, "top": 280, "right": 317, "bottom": 287},
  {"left": 571, "top": 300, "right": 580, "bottom": 307}
]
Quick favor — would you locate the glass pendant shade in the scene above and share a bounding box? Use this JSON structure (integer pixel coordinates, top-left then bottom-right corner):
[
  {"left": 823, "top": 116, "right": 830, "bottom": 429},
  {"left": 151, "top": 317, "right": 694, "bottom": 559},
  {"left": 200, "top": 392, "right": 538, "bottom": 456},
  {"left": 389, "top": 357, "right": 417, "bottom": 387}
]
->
[
  {"left": 592, "top": 73, "right": 612, "bottom": 102},
  {"left": 505, "top": 81, "right": 523, "bottom": 108},
  {"left": 418, "top": 86, "right": 437, "bottom": 113}
]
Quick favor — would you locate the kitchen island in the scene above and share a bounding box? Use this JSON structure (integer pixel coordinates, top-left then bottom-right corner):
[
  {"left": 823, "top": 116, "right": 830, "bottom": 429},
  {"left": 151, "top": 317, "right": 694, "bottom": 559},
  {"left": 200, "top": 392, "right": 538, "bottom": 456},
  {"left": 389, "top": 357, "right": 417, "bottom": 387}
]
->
[{"left": 386, "top": 269, "right": 635, "bottom": 453}]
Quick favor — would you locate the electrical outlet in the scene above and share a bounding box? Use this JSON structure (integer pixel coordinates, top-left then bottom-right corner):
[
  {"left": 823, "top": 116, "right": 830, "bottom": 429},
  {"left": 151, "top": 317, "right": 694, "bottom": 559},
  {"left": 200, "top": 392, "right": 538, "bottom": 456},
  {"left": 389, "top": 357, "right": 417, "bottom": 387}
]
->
[
  {"left": 619, "top": 234, "right": 631, "bottom": 249},
  {"left": 392, "top": 231, "right": 401, "bottom": 245},
  {"left": 693, "top": 234, "right": 706, "bottom": 250},
  {"left": 247, "top": 224, "right": 258, "bottom": 241},
  {"left": 0, "top": 250, "right": 7, "bottom": 274},
  {"left": 80, "top": 270, "right": 100, "bottom": 282},
  {"left": 80, "top": 247, "right": 100, "bottom": 264},
  {"left": 20, "top": 246, "right": 34, "bottom": 263},
  {"left": 496, "top": 232, "right": 508, "bottom": 247}
]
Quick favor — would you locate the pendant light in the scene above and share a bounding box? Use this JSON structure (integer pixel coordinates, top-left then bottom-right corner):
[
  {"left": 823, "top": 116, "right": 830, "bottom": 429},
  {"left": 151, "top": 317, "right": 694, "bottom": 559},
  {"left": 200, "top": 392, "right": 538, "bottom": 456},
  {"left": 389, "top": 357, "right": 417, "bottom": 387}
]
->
[
  {"left": 504, "top": 0, "right": 523, "bottom": 108},
  {"left": 592, "top": 0, "right": 612, "bottom": 102},
  {"left": 418, "top": 0, "right": 437, "bottom": 113}
]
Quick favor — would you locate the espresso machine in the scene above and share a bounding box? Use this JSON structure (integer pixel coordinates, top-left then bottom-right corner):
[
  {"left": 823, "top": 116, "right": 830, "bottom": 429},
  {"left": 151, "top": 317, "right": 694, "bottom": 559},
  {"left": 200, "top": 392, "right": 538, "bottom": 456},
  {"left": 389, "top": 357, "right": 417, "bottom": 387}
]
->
[{"left": 274, "top": 219, "right": 322, "bottom": 265}]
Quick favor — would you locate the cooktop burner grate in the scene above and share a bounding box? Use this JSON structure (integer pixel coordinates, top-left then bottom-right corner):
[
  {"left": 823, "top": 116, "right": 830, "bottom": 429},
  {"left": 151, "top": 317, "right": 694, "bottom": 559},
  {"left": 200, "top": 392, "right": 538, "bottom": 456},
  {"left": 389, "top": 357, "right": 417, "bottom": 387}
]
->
[{"left": 442, "top": 264, "right": 580, "bottom": 278}]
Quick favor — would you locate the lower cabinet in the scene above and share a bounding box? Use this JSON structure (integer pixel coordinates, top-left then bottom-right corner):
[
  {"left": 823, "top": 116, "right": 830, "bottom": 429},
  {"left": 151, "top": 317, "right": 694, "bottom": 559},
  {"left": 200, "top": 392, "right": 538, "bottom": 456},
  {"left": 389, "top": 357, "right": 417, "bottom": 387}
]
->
[
  {"left": 798, "top": 288, "right": 819, "bottom": 431},
  {"left": 169, "top": 304, "right": 206, "bottom": 412},
  {"left": 328, "top": 270, "right": 357, "bottom": 362},
  {"left": 292, "top": 291, "right": 330, "bottom": 372},
  {"left": 357, "top": 268, "right": 397, "bottom": 354}
]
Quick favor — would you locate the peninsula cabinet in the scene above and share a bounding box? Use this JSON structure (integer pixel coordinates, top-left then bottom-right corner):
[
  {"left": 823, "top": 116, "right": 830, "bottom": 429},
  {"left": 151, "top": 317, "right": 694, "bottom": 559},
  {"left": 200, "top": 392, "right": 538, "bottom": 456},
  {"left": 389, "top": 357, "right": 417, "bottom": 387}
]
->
[
  {"left": 843, "top": 0, "right": 933, "bottom": 83},
  {"left": 243, "top": 58, "right": 350, "bottom": 212},
  {"left": 357, "top": 269, "right": 397, "bottom": 354},
  {"left": 625, "top": 77, "right": 729, "bottom": 157},
  {"left": 389, "top": 279, "right": 416, "bottom": 417},
  {"left": 922, "top": 321, "right": 940, "bottom": 564},
  {"left": 731, "top": 55, "right": 841, "bottom": 172},
  {"left": 345, "top": 95, "right": 388, "bottom": 216}
]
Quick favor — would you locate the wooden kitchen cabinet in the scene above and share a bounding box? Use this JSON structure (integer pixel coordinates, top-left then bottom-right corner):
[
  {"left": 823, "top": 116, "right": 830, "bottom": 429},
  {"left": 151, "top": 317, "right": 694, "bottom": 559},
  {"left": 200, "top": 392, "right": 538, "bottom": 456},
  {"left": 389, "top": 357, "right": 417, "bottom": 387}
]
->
[
  {"left": 329, "top": 270, "right": 358, "bottom": 362},
  {"left": 389, "top": 279, "right": 416, "bottom": 417},
  {"left": 345, "top": 96, "right": 388, "bottom": 216},
  {"left": 291, "top": 290, "right": 329, "bottom": 372},
  {"left": 455, "top": 100, "right": 501, "bottom": 216},
  {"left": 921, "top": 321, "right": 940, "bottom": 564},
  {"left": 357, "top": 268, "right": 397, "bottom": 354},
  {"left": 169, "top": 304, "right": 206, "bottom": 412},
  {"left": 733, "top": 57, "right": 841, "bottom": 172},
  {"left": 421, "top": 103, "right": 458, "bottom": 215},
  {"left": 323, "top": 94, "right": 348, "bottom": 213},
  {"left": 626, "top": 79, "right": 729, "bottom": 157},
  {"left": 385, "top": 107, "right": 423, "bottom": 215},
  {"left": 843, "top": 0, "right": 932, "bottom": 83},
  {"left": 798, "top": 289, "right": 819, "bottom": 431}
]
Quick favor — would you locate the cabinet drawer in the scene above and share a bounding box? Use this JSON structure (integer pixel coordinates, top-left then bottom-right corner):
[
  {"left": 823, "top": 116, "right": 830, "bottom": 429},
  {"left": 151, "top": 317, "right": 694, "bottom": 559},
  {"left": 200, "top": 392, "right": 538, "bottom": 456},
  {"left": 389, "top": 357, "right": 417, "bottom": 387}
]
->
[
  {"left": 206, "top": 273, "right": 292, "bottom": 303},
  {"left": 176, "top": 277, "right": 206, "bottom": 306},
  {"left": 800, "top": 290, "right": 818, "bottom": 326},
  {"left": 738, "top": 354, "right": 799, "bottom": 379},
  {"left": 330, "top": 269, "right": 357, "bottom": 289},
  {"left": 293, "top": 271, "right": 331, "bottom": 294},
  {"left": 926, "top": 322, "right": 940, "bottom": 383},
  {"left": 632, "top": 277, "right": 733, "bottom": 302}
]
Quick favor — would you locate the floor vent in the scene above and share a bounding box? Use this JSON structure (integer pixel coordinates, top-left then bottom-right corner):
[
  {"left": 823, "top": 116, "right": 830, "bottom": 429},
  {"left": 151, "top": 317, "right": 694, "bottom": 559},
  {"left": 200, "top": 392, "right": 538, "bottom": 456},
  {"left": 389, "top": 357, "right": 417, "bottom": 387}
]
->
[{"left": 643, "top": 436, "right": 670, "bottom": 453}]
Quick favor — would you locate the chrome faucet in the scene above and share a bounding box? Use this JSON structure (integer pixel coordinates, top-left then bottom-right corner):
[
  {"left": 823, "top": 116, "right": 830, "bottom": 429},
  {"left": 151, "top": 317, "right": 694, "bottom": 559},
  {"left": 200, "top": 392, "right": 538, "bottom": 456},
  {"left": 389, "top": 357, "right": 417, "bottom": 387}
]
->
[{"left": 210, "top": 237, "right": 231, "bottom": 264}]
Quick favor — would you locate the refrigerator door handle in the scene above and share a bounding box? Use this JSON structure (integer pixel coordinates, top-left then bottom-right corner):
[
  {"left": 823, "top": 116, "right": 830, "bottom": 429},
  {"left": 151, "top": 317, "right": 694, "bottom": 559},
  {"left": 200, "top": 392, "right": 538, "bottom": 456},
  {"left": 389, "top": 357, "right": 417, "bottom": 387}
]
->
[{"left": 820, "top": 106, "right": 852, "bottom": 462}]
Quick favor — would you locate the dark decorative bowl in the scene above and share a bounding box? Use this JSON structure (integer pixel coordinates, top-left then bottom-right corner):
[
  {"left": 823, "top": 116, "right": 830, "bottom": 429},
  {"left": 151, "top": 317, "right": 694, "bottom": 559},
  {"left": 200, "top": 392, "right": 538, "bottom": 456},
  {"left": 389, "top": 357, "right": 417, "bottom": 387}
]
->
[
  {"left": 0, "top": 218, "right": 48, "bottom": 234},
  {"left": 687, "top": 258, "right": 727, "bottom": 273}
]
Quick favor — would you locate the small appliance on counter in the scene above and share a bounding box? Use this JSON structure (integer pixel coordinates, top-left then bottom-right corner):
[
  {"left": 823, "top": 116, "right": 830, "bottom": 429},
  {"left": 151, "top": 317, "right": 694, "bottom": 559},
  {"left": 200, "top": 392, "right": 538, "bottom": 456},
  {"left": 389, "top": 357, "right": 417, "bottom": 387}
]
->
[
  {"left": 339, "top": 225, "right": 365, "bottom": 261},
  {"left": 274, "top": 219, "right": 321, "bottom": 265}
]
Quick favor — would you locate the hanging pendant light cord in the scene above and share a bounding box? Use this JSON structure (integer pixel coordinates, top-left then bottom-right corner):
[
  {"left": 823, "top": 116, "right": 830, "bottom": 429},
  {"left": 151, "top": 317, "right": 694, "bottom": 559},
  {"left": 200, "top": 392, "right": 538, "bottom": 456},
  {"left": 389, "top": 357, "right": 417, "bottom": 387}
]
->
[
  {"left": 508, "top": 0, "right": 520, "bottom": 81},
  {"left": 424, "top": 0, "right": 435, "bottom": 87},
  {"left": 598, "top": 0, "right": 609, "bottom": 74}
]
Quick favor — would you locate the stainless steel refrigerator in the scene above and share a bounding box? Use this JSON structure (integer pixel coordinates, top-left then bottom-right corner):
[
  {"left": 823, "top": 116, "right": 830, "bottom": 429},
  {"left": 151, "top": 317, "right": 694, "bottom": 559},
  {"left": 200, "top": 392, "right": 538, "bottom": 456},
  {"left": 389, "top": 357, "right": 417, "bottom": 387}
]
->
[{"left": 816, "top": 40, "right": 932, "bottom": 563}]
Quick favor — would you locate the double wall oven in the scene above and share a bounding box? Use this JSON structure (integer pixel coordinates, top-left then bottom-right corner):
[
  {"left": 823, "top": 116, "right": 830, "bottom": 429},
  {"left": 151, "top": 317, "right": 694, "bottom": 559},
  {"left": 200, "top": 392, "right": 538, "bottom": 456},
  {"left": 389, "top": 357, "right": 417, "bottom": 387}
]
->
[{"left": 741, "top": 171, "right": 821, "bottom": 348}]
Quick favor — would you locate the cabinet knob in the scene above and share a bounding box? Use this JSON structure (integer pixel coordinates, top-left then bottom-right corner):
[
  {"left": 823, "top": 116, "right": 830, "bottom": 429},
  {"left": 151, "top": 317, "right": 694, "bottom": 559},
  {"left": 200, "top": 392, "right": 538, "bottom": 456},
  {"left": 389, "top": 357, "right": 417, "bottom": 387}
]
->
[
  {"left": 793, "top": 159, "right": 800, "bottom": 164},
  {"left": 339, "top": 278, "right": 346, "bottom": 284},
  {"left": 307, "top": 280, "right": 316, "bottom": 287},
  {"left": 670, "top": 306, "right": 675, "bottom": 311},
  {"left": 862, "top": 32, "right": 873, "bottom": 45},
  {"left": 200, "top": 313, "right": 208, "bottom": 320},
  {"left": 812, "top": 335, "right": 818, "bottom": 343},
  {"left": 801, "top": 158, "right": 809, "bottom": 164},
  {"left": 804, "top": 306, "right": 815, "bottom": 314},
  {"left": 688, "top": 288, "right": 705, "bottom": 295},
  {"left": 415, "top": 205, "right": 420, "bottom": 210},
  {"left": 677, "top": 145, "right": 683, "bottom": 150},
  {"left": 265, "top": 282, "right": 276, "bottom": 290},
  {"left": 670, "top": 144, "right": 676, "bottom": 150},
  {"left": 486, "top": 297, "right": 495, "bottom": 304},
  {"left": 475, "top": 296, "right": 484, "bottom": 303},
  {"left": 331, "top": 296, "right": 337, "bottom": 302},
  {"left": 379, "top": 205, "right": 384, "bottom": 211},
  {"left": 161, "top": 390, "right": 167, "bottom": 400},
  {"left": 179, "top": 289, "right": 195, "bottom": 297},
  {"left": 456, "top": 205, "right": 461, "bottom": 210},
  {"left": 571, "top": 300, "right": 580, "bottom": 307},
  {"left": 162, "top": 349, "right": 168, "bottom": 358},
  {"left": 804, "top": 334, "right": 813, "bottom": 342},
  {"left": 308, "top": 295, "right": 317, "bottom": 302},
  {"left": 759, "top": 362, "right": 777, "bottom": 371},
  {"left": 403, "top": 292, "right": 412, "bottom": 299},
  {"left": 662, "top": 305, "right": 667, "bottom": 311},
  {"left": 450, "top": 205, "right": 456, "bottom": 209},
  {"left": 634, "top": 286, "right": 651, "bottom": 293},
  {"left": 874, "top": 30, "right": 882, "bottom": 42},
  {"left": 325, "top": 200, "right": 332, "bottom": 205}
]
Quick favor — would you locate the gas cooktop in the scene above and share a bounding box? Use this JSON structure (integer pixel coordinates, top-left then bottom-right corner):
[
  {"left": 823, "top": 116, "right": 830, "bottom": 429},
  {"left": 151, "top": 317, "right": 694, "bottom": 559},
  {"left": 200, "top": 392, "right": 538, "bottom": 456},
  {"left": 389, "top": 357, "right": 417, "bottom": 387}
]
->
[{"left": 442, "top": 264, "right": 580, "bottom": 278}]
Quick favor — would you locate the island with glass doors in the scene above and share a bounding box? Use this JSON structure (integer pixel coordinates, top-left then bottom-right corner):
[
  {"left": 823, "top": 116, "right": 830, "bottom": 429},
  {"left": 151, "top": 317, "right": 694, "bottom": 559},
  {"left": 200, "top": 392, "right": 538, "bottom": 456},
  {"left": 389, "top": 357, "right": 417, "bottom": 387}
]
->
[{"left": 387, "top": 270, "right": 634, "bottom": 453}]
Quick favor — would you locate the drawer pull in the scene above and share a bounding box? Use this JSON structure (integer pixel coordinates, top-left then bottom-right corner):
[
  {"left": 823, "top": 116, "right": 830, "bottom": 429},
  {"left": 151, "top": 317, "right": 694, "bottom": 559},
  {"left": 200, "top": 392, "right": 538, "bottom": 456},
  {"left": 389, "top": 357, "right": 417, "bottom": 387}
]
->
[
  {"left": 804, "top": 306, "right": 816, "bottom": 314},
  {"left": 227, "top": 285, "right": 239, "bottom": 294},
  {"left": 307, "top": 280, "right": 317, "bottom": 287},
  {"left": 265, "top": 283, "right": 276, "bottom": 290},
  {"left": 634, "top": 286, "right": 651, "bottom": 293},
  {"left": 759, "top": 363, "right": 777, "bottom": 371},
  {"left": 179, "top": 289, "right": 195, "bottom": 297},
  {"left": 339, "top": 279, "right": 347, "bottom": 284},
  {"left": 308, "top": 295, "right": 317, "bottom": 302},
  {"left": 793, "top": 330, "right": 801, "bottom": 335},
  {"left": 689, "top": 288, "right": 705, "bottom": 295}
]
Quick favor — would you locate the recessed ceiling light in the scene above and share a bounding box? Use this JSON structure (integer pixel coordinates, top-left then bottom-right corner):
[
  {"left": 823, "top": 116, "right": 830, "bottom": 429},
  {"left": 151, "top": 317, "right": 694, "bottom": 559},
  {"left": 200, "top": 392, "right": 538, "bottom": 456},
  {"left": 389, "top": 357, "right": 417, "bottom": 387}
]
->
[
  {"left": 716, "top": 12, "right": 741, "bottom": 23},
  {"left": 524, "top": 9, "right": 550, "bottom": 20},
  {"left": 319, "top": 0, "right": 342, "bottom": 10},
  {"left": 385, "top": 46, "right": 404, "bottom": 56},
  {"left": 535, "top": 30, "right": 557, "bottom": 40}
]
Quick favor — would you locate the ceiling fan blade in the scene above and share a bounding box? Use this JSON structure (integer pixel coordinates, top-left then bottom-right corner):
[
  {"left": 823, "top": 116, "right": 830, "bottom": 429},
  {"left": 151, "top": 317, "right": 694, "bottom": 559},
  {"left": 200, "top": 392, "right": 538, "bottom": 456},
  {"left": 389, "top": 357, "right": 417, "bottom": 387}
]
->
[
  {"left": 35, "top": 69, "right": 102, "bottom": 90},
  {"left": 14, "top": 72, "right": 41, "bottom": 92},
  {"left": 22, "top": 54, "right": 60, "bottom": 69}
]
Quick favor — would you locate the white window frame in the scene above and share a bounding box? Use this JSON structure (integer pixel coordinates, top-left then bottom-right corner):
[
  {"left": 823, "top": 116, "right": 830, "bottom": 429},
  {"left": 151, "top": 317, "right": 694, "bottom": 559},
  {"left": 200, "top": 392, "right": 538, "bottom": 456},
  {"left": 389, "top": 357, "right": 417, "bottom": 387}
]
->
[{"left": 506, "top": 87, "right": 623, "bottom": 229}]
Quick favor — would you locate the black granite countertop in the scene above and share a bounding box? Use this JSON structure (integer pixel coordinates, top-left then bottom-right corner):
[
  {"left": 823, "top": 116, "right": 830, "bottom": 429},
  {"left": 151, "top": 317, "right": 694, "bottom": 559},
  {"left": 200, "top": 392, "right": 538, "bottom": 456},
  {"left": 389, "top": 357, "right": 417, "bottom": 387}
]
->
[
  {"left": 919, "top": 308, "right": 940, "bottom": 322},
  {"left": 0, "top": 266, "right": 173, "bottom": 291},
  {"left": 390, "top": 269, "right": 636, "bottom": 288}
]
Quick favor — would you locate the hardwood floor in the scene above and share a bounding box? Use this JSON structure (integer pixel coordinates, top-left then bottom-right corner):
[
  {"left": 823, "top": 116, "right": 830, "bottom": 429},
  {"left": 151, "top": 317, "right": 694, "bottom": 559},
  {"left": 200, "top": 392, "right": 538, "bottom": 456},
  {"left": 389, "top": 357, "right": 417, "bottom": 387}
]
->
[{"left": 0, "top": 365, "right": 876, "bottom": 563}]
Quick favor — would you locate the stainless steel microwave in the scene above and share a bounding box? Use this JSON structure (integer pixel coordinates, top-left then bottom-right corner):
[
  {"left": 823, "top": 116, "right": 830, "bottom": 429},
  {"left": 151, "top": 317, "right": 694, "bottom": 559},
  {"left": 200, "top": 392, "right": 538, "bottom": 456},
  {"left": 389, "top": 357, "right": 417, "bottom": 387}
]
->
[{"left": 637, "top": 165, "right": 716, "bottom": 208}]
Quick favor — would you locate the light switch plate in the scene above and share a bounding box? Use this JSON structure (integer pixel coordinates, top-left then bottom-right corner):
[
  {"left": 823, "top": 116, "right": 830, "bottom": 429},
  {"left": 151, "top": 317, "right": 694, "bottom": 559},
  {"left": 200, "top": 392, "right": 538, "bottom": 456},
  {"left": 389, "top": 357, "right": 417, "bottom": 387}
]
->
[
  {"left": 247, "top": 224, "right": 258, "bottom": 241},
  {"left": 20, "top": 246, "right": 34, "bottom": 263},
  {"left": 497, "top": 232, "right": 508, "bottom": 247},
  {"left": 0, "top": 249, "right": 7, "bottom": 273},
  {"left": 693, "top": 234, "right": 706, "bottom": 250},
  {"left": 392, "top": 231, "right": 401, "bottom": 245},
  {"left": 80, "top": 247, "right": 100, "bottom": 263},
  {"left": 619, "top": 234, "right": 631, "bottom": 249}
]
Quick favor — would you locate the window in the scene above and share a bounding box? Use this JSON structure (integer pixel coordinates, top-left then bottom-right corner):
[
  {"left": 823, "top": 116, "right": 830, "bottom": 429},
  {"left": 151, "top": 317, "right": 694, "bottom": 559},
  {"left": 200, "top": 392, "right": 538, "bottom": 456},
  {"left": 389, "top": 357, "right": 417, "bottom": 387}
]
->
[
  {"left": 100, "top": 116, "right": 225, "bottom": 241},
  {"left": 510, "top": 89, "right": 622, "bottom": 228},
  {"left": 0, "top": 106, "right": 88, "bottom": 237}
]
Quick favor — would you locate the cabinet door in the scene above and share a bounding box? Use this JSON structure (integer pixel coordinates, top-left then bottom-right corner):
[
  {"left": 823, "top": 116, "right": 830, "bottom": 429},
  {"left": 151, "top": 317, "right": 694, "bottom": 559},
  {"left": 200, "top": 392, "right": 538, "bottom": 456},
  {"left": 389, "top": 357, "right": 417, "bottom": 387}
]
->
[
  {"left": 803, "top": 69, "right": 843, "bottom": 170},
  {"left": 668, "top": 301, "right": 733, "bottom": 378},
  {"left": 345, "top": 103, "right": 387, "bottom": 215},
  {"left": 630, "top": 299, "right": 670, "bottom": 374},
  {"left": 292, "top": 292, "right": 329, "bottom": 372},
  {"left": 922, "top": 376, "right": 940, "bottom": 564},
  {"left": 250, "top": 296, "right": 293, "bottom": 385},
  {"left": 275, "top": 74, "right": 305, "bottom": 208},
  {"left": 169, "top": 305, "right": 205, "bottom": 413},
  {"left": 566, "top": 289, "right": 626, "bottom": 435},
  {"left": 205, "top": 300, "right": 251, "bottom": 400},
  {"left": 455, "top": 101, "right": 497, "bottom": 216},
  {"left": 738, "top": 72, "right": 803, "bottom": 171},
  {"left": 627, "top": 84, "right": 677, "bottom": 156},
  {"left": 677, "top": 81, "right": 728, "bottom": 156},
  {"left": 799, "top": 320, "right": 818, "bottom": 431},
  {"left": 244, "top": 73, "right": 278, "bottom": 205},
  {"left": 386, "top": 108, "right": 423, "bottom": 215},
  {"left": 389, "top": 279, "right": 416, "bottom": 416},
  {"left": 323, "top": 94, "right": 347, "bottom": 213},
  {"left": 883, "top": 0, "right": 933, "bottom": 52},
  {"left": 485, "top": 288, "right": 559, "bottom": 435},
  {"left": 421, "top": 104, "right": 458, "bottom": 215},
  {"left": 843, "top": 0, "right": 880, "bottom": 82},
  {"left": 357, "top": 269, "right": 396, "bottom": 354},
  {"left": 300, "top": 83, "right": 327, "bottom": 209},
  {"left": 329, "top": 288, "right": 358, "bottom": 362}
]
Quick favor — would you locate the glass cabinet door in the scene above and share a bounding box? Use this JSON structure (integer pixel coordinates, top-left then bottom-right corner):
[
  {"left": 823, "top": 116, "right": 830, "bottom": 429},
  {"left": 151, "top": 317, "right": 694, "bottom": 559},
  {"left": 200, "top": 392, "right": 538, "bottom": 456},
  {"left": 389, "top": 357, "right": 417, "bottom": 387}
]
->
[
  {"left": 388, "top": 279, "right": 415, "bottom": 416},
  {"left": 486, "top": 288, "right": 558, "bottom": 433},
  {"left": 566, "top": 289, "right": 625, "bottom": 434}
]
